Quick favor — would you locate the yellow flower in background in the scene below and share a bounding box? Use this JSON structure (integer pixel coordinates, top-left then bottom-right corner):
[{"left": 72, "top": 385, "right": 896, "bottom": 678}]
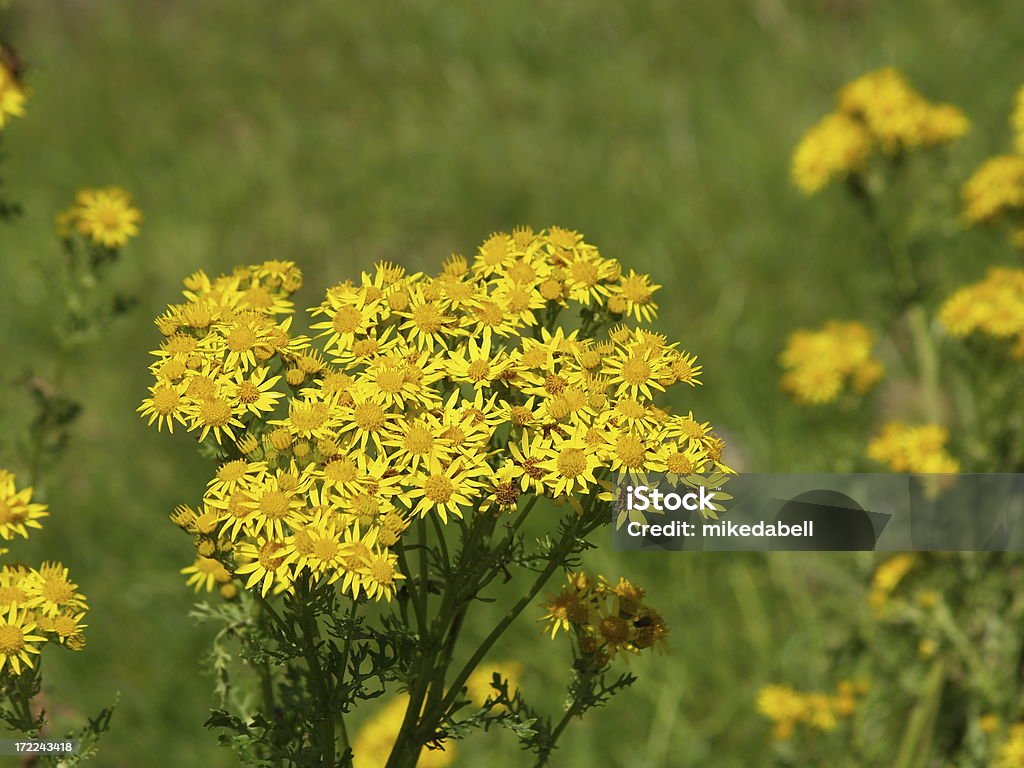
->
[
  {"left": 961, "top": 156, "right": 1024, "bottom": 225},
  {"left": 792, "top": 113, "right": 872, "bottom": 194},
  {"left": 756, "top": 681, "right": 862, "bottom": 741},
  {"left": 979, "top": 713, "right": 1001, "bottom": 735},
  {"left": 0, "top": 59, "right": 26, "bottom": 129},
  {"left": 779, "top": 320, "right": 883, "bottom": 405},
  {"left": 999, "top": 723, "right": 1024, "bottom": 768},
  {"left": 872, "top": 553, "right": 916, "bottom": 593},
  {"left": 465, "top": 660, "right": 522, "bottom": 709},
  {"left": 68, "top": 187, "right": 142, "bottom": 248},
  {"left": 940, "top": 268, "right": 1024, "bottom": 354},
  {"left": 0, "top": 470, "right": 48, "bottom": 541},
  {"left": 837, "top": 67, "right": 969, "bottom": 153},
  {"left": 867, "top": 422, "right": 958, "bottom": 474},
  {"left": 793, "top": 67, "right": 968, "bottom": 194},
  {"left": 352, "top": 696, "right": 456, "bottom": 768}
]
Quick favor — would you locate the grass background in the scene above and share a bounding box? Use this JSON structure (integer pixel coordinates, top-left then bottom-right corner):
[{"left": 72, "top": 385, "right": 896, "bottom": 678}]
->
[{"left": 0, "top": 1, "right": 1022, "bottom": 765}]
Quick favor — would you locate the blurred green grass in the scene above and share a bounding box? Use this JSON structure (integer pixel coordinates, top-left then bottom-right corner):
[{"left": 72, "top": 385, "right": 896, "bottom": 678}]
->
[{"left": 1, "top": 0, "right": 1023, "bottom": 765}]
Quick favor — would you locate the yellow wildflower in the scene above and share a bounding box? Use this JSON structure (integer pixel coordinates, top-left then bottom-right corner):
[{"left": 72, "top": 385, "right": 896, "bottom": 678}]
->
[
  {"left": 780, "top": 320, "right": 883, "bottom": 404},
  {"left": 792, "top": 112, "right": 871, "bottom": 194}
]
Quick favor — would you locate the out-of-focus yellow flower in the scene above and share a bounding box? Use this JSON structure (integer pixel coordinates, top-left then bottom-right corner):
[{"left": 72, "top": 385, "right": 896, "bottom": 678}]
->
[
  {"left": 352, "top": 696, "right": 455, "bottom": 768},
  {"left": 0, "top": 60, "right": 26, "bottom": 129},
  {"left": 779, "top": 320, "right": 883, "bottom": 404},
  {"left": 980, "top": 713, "right": 1002, "bottom": 735},
  {"left": 868, "top": 552, "right": 917, "bottom": 614},
  {"left": 837, "top": 67, "right": 969, "bottom": 153},
  {"left": 70, "top": 187, "right": 142, "bottom": 248},
  {"left": 872, "top": 553, "right": 917, "bottom": 592},
  {"left": 940, "top": 268, "right": 1024, "bottom": 355},
  {"left": 961, "top": 156, "right": 1024, "bottom": 225},
  {"left": 465, "top": 660, "right": 522, "bottom": 710},
  {"left": 867, "top": 422, "right": 959, "bottom": 474},
  {"left": 757, "top": 684, "right": 806, "bottom": 737},
  {"left": 757, "top": 681, "right": 862, "bottom": 741},
  {"left": 793, "top": 68, "right": 968, "bottom": 195},
  {"left": 792, "top": 113, "right": 871, "bottom": 194},
  {"left": 998, "top": 723, "right": 1024, "bottom": 768}
]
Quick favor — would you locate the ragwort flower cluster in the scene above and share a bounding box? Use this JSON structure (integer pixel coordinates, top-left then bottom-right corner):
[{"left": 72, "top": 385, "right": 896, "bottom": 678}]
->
[
  {"left": 539, "top": 572, "right": 668, "bottom": 665},
  {"left": 866, "top": 422, "right": 958, "bottom": 474},
  {"left": 939, "top": 267, "right": 1024, "bottom": 357},
  {"left": 961, "top": 82, "right": 1024, "bottom": 246},
  {"left": 140, "top": 227, "right": 730, "bottom": 604},
  {"left": 793, "top": 67, "right": 969, "bottom": 194},
  {"left": 0, "top": 470, "right": 88, "bottom": 678},
  {"left": 756, "top": 680, "right": 865, "bottom": 741},
  {"left": 779, "top": 320, "right": 884, "bottom": 405}
]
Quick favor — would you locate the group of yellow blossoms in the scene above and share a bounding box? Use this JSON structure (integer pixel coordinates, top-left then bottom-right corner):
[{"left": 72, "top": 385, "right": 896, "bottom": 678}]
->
[
  {"left": 0, "top": 470, "right": 88, "bottom": 677},
  {"left": 778, "top": 320, "right": 884, "bottom": 405},
  {"left": 997, "top": 722, "right": 1024, "bottom": 768},
  {"left": 139, "top": 227, "right": 730, "bottom": 601},
  {"left": 756, "top": 680, "right": 866, "bottom": 740},
  {"left": 55, "top": 187, "right": 143, "bottom": 249},
  {"left": 939, "top": 267, "right": 1024, "bottom": 358},
  {"left": 866, "top": 422, "right": 959, "bottom": 474},
  {"left": 961, "top": 84, "right": 1024, "bottom": 246},
  {"left": 0, "top": 54, "right": 26, "bottom": 130},
  {"left": 539, "top": 572, "right": 667, "bottom": 664},
  {"left": 792, "top": 67, "right": 970, "bottom": 194}
]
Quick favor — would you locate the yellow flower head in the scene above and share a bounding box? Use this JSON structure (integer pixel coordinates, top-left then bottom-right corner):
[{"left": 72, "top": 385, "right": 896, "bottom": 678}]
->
[
  {"left": 792, "top": 112, "right": 872, "bottom": 194},
  {"left": 962, "top": 156, "right": 1024, "bottom": 225},
  {"left": 793, "top": 68, "right": 968, "bottom": 194},
  {"left": 837, "top": 67, "right": 969, "bottom": 153},
  {"left": 780, "top": 320, "right": 883, "bottom": 405},
  {"left": 940, "top": 268, "right": 1024, "bottom": 354},
  {"left": 0, "top": 58, "right": 26, "bottom": 129},
  {"left": 0, "top": 470, "right": 48, "bottom": 541},
  {"left": 867, "top": 422, "right": 958, "bottom": 474},
  {"left": 68, "top": 187, "right": 143, "bottom": 248}
]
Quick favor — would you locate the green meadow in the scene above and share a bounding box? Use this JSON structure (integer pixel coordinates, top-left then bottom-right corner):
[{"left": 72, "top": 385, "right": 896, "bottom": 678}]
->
[{"left": 1, "top": 1, "right": 1023, "bottom": 765}]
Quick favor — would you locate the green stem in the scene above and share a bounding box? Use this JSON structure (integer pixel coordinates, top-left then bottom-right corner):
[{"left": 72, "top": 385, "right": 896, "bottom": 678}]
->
[
  {"left": 335, "top": 600, "right": 359, "bottom": 763},
  {"left": 907, "top": 304, "right": 942, "bottom": 425},
  {"left": 253, "top": 600, "right": 284, "bottom": 768},
  {"left": 534, "top": 704, "right": 578, "bottom": 767},
  {"left": 436, "top": 521, "right": 580, "bottom": 718},
  {"left": 298, "top": 591, "right": 335, "bottom": 767},
  {"left": 891, "top": 657, "right": 945, "bottom": 768}
]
